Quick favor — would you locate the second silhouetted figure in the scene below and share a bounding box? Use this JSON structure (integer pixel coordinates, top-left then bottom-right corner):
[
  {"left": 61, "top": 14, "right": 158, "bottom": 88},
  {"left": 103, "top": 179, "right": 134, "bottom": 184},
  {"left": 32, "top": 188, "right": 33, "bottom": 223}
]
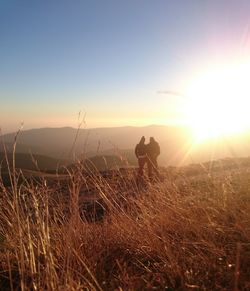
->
[{"left": 147, "top": 137, "right": 160, "bottom": 180}]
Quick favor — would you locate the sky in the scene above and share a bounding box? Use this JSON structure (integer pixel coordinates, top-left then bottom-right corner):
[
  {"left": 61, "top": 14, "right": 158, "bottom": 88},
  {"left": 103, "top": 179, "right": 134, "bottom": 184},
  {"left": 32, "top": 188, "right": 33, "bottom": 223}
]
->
[{"left": 1, "top": 0, "right": 250, "bottom": 133}]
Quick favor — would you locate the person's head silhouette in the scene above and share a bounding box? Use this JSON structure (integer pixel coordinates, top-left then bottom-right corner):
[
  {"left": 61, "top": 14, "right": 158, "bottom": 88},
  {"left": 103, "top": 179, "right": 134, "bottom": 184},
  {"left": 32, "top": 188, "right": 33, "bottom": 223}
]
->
[
  {"left": 140, "top": 136, "right": 145, "bottom": 143},
  {"left": 150, "top": 137, "right": 155, "bottom": 143}
]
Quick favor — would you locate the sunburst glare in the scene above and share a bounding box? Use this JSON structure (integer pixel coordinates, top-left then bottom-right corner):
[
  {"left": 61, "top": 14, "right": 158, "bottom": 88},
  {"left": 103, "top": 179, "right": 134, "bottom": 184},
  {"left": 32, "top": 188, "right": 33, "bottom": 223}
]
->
[{"left": 184, "top": 60, "right": 250, "bottom": 142}]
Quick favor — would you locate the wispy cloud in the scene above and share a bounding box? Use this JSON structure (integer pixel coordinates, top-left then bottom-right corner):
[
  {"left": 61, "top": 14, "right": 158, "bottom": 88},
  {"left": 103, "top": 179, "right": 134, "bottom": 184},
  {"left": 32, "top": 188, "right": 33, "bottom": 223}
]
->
[{"left": 157, "top": 90, "right": 183, "bottom": 96}]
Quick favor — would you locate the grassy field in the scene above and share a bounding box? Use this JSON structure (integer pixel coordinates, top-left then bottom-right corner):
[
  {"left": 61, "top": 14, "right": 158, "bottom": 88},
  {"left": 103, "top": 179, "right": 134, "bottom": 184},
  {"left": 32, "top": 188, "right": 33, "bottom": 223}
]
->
[{"left": 0, "top": 159, "right": 250, "bottom": 290}]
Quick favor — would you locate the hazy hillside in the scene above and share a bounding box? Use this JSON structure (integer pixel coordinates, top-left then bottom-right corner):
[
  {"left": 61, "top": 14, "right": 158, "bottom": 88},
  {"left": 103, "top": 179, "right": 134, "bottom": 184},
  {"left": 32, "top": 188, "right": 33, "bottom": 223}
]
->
[
  {"left": 84, "top": 155, "right": 133, "bottom": 172},
  {"left": 0, "top": 141, "right": 44, "bottom": 155},
  {"left": 1, "top": 125, "right": 188, "bottom": 162},
  {"left": 0, "top": 152, "right": 68, "bottom": 172},
  {"left": 2, "top": 125, "right": 250, "bottom": 166}
]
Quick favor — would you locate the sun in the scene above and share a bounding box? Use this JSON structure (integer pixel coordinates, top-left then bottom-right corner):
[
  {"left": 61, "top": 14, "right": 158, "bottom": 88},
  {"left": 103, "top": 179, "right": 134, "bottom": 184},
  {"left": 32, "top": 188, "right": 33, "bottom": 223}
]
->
[{"left": 183, "top": 60, "right": 250, "bottom": 142}]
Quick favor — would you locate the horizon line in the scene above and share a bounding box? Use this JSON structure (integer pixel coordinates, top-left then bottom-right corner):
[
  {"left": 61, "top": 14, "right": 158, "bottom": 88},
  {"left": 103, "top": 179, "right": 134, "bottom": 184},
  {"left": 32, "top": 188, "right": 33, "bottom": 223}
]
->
[{"left": 2, "top": 123, "right": 188, "bottom": 135}]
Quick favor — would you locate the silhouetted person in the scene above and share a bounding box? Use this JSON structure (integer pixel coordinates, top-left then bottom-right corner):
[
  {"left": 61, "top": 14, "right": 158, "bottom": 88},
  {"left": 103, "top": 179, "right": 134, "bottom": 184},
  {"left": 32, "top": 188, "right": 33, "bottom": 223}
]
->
[
  {"left": 135, "top": 136, "right": 147, "bottom": 179},
  {"left": 147, "top": 137, "right": 160, "bottom": 180}
]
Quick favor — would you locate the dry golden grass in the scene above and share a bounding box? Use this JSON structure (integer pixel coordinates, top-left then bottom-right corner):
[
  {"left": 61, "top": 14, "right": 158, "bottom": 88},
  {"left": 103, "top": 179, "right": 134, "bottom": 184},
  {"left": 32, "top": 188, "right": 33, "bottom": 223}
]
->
[{"left": 0, "top": 158, "right": 250, "bottom": 290}]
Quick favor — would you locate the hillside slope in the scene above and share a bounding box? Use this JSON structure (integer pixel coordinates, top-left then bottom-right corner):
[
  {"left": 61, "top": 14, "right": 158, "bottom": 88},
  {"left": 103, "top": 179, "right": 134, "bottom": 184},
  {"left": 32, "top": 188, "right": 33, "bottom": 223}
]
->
[{"left": 0, "top": 152, "right": 68, "bottom": 172}]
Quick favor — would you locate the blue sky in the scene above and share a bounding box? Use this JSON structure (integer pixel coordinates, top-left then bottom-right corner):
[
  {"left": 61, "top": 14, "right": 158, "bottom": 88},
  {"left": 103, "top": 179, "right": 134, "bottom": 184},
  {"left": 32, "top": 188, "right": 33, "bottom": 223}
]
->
[{"left": 1, "top": 0, "right": 250, "bottom": 132}]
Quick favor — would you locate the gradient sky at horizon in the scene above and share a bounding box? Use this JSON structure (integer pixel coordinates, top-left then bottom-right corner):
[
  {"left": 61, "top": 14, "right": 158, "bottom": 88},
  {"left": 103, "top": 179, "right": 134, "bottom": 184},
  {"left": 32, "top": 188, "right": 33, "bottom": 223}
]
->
[{"left": 1, "top": 0, "right": 250, "bottom": 133}]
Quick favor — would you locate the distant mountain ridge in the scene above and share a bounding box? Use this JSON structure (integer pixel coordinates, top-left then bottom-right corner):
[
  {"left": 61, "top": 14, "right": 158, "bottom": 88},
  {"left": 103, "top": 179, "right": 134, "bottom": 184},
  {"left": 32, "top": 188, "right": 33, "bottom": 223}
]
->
[
  {"left": 1, "top": 125, "right": 188, "bottom": 162},
  {"left": 1, "top": 125, "right": 250, "bottom": 166}
]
